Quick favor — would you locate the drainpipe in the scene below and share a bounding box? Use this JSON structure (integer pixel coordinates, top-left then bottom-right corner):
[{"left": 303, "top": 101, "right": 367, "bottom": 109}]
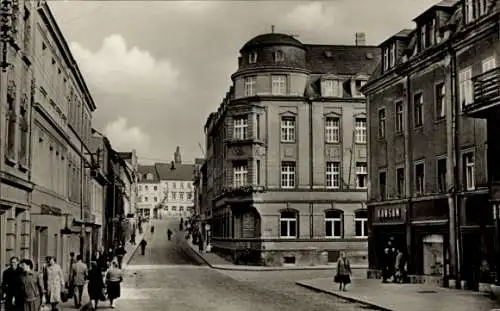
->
[
  {"left": 404, "top": 73, "right": 413, "bottom": 273},
  {"left": 308, "top": 97, "right": 314, "bottom": 238}
]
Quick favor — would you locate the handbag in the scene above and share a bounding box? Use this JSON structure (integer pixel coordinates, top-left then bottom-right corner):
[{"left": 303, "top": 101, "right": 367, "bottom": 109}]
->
[
  {"left": 60, "top": 289, "right": 69, "bottom": 303},
  {"left": 334, "top": 274, "right": 340, "bottom": 283}
]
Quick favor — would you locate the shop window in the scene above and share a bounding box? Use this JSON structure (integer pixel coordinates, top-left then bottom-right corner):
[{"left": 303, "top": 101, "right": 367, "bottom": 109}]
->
[
  {"left": 422, "top": 234, "right": 444, "bottom": 276},
  {"left": 280, "top": 210, "right": 297, "bottom": 238},
  {"left": 325, "top": 210, "right": 342, "bottom": 238}
]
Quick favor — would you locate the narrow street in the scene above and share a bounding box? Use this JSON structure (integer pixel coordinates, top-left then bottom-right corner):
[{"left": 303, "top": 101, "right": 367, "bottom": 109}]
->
[{"left": 116, "top": 219, "right": 374, "bottom": 311}]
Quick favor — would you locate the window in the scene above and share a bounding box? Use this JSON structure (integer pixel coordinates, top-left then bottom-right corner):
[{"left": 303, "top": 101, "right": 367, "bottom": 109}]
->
[
  {"left": 256, "top": 160, "right": 261, "bottom": 185},
  {"left": 414, "top": 93, "right": 423, "bottom": 127},
  {"left": 463, "top": 152, "right": 475, "bottom": 190},
  {"left": 389, "top": 43, "right": 396, "bottom": 67},
  {"left": 459, "top": 67, "right": 473, "bottom": 107},
  {"left": 322, "top": 79, "right": 342, "bottom": 97},
  {"left": 325, "top": 117, "right": 340, "bottom": 143},
  {"left": 256, "top": 114, "right": 261, "bottom": 139},
  {"left": 187, "top": 183, "right": 192, "bottom": 189},
  {"left": 356, "top": 162, "right": 367, "bottom": 189},
  {"left": 379, "top": 171, "right": 387, "bottom": 200},
  {"left": 326, "top": 162, "right": 341, "bottom": 189},
  {"left": 180, "top": 206, "right": 184, "bottom": 212},
  {"left": 280, "top": 210, "right": 297, "bottom": 238},
  {"left": 187, "top": 192, "right": 192, "bottom": 200},
  {"left": 19, "top": 93, "right": 29, "bottom": 166},
  {"left": 420, "top": 24, "right": 427, "bottom": 50},
  {"left": 233, "top": 116, "right": 248, "bottom": 140},
  {"left": 138, "top": 185, "right": 142, "bottom": 191},
  {"left": 154, "top": 186, "right": 158, "bottom": 191},
  {"left": 171, "top": 192, "right": 176, "bottom": 200},
  {"left": 244, "top": 76, "right": 256, "bottom": 97},
  {"left": 383, "top": 48, "right": 389, "bottom": 71},
  {"left": 6, "top": 90, "right": 16, "bottom": 160},
  {"left": 172, "top": 182, "right": 176, "bottom": 189},
  {"left": 395, "top": 101, "right": 403, "bottom": 133},
  {"left": 482, "top": 56, "right": 496, "bottom": 73},
  {"left": 438, "top": 158, "right": 447, "bottom": 193},
  {"left": 465, "top": 0, "right": 489, "bottom": 23},
  {"left": 325, "top": 210, "right": 342, "bottom": 238},
  {"left": 435, "top": 83, "right": 445, "bottom": 119},
  {"left": 396, "top": 167, "right": 405, "bottom": 197},
  {"left": 429, "top": 19, "right": 436, "bottom": 46},
  {"left": 281, "top": 162, "right": 295, "bottom": 189},
  {"left": 271, "top": 75, "right": 286, "bottom": 95},
  {"left": 274, "top": 50, "right": 284, "bottom": 62},
  {"left": 355, "top": 210, "right": 368, "bottom": 238},
  {"left": 233, "top": 162, "right": 248, "bottom": 188},
  {"left": 354, "top": 80, "right": 366, "bottom": 97},
  {"left": 172, "top": 206, "right": 176, "bottom": 211},
  {"left": 154, "top": 197, "right": 158, "bottom": 202},
  {"left": 415, "top": 162, "right": 425, "bottom": 195},
  {"left": 355, "top": 118, "right": 367, "bottom": 143},
  {"left": 280, "top": 116, "right": 295, "bottom": 142},
  {"left": 249, "top": 52, "right": 258, "bottom": 63},
  {"left": 378, "top": 109, "right": 386, "bottom": 138},
  {"left": 145, "top": 185, "right": 148, "bottom": 191},
  {"left": 144, "top": 197, "right": 148, "bottom": 202}
]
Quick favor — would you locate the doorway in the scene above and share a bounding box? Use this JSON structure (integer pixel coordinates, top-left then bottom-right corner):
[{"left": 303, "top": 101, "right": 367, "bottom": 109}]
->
[{"left": 462, "top": 231, "right": 481, "bottom": 291}]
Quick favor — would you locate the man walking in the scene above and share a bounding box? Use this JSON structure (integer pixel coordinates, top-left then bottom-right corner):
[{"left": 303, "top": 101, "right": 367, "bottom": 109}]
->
[
  {"left": 70, "top": 255, "right": 87, "bottom": 308},
  {"left": 2, "top": 256, "right": 21, "bottom": 311},
  {"left": 140, "top": 239, "right": 148, "bottom": 256}
]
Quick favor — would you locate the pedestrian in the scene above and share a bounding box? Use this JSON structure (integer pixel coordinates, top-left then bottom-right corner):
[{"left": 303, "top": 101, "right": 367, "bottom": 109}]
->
[
  {"left": 150, "top": 225, "right": 155, "bottom": 234},
  {"left": 167, "top": 229, "right": 172, "bottom": 241},
  {"left": 70, "top": 254, "right": 87, "bottom": 308},
  {"left": 2, "top": 256, "right": 22, "bottom": 311},
  {"left": 87, "top": 261, "right": 105, "bottom": 310},
  {"left": 115, "top": 244, "right": 126, "bottom": 269},
  {"left": 140, "top": 239, "right": 148, "bottom": 256},
  {"left": 18, "top": 259, "right": 45, "bottom": 311},
  {"left": 130, "top": 231, "right": 136, "bottom": 245},
  {"left": 198, "top": 230, "right": 204, "bottom": 252},
  {"left": 42, "top": 256, "right": 65, "bottom": 311},
  {"left": 105, "top": 261, "right": 123, "bottom": 308},
  {"left": 334, "top": 252, "right": 352, "bottom": 291}
]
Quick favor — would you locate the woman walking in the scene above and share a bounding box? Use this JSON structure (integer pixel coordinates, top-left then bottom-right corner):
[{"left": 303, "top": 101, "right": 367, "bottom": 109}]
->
[
  {"left": 334, "top": 252, "right": 352, "bottom": 291},
  {"left": 87, "top": 261, "right": 105, "bottom": 310},
  {"left": 42, "top": 256, "right": 65, "bottom": 311},
  {"left": 105, "top": 261, "right": 123, "bottom": 308},
  {"left": 18, "top": 259, "right": 45, "bottom": 311}
]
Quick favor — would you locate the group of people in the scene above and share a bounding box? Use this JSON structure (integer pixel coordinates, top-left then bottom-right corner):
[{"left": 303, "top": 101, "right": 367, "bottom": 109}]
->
[
  {"left": 381, "top": 243, "right": 407, "bottom": 284},
  {"left": 1, "top": 250, "right": 125, "bottom": 311}
]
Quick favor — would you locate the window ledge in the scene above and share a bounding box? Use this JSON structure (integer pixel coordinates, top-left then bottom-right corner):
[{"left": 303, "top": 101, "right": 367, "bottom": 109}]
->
[
  {"left": 18, "top": 164, "right": 29, "bottom": 173},
  {"left": 5, "top": 156, "right": 17, "bottom": 167},
  {"left": 281, "top": 141, "right": 296, "bottom": 144},
  {"left": 325, "top": 141, "right": 341, "bottom": 145}
]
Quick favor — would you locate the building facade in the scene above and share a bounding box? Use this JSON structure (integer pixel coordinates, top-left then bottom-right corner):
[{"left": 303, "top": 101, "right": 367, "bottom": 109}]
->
[
  {"left": 0, "top": 0, "right": 36, "bottom": 273},
  {"left": 203, "top": 32, "right": 379, "bottom": 266},
  {"left": 30, "top": 1, "right": 97, "bottom": 272},
  {"left": 137, "top": 147, "right": 195, "bottom": 219},
  {"left": 362, "top": 0, "right": 499, "bottom": 290}
]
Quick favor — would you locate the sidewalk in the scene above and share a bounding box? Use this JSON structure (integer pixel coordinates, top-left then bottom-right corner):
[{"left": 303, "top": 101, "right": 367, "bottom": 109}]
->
[
  {"left": 296, "top": 277, "right": 500, "bottom": 311},
  {"left": 180, "top": 234, "right": 367, "bottom": 272}
]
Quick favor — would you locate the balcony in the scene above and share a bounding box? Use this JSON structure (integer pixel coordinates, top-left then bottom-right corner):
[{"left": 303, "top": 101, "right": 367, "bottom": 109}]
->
[{"left": 464, "top": 67, "right": 500, "bottom": 118}]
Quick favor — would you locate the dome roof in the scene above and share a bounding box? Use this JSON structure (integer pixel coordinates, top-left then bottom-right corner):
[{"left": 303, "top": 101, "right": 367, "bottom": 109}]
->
[{"left": 240, "top": 33, "right": 305, "bottom": 52}]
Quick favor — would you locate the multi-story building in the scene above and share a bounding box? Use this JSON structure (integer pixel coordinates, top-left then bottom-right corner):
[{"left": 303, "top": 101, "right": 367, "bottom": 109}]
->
[
  {"left": 362, "top": 0, "right": 499, "bottom": 290},
  {"left": 203, "top": 32, "right": 379, "bottom": 266},
  {"left": 30, "top": 2, "right": 97, "bottom": 271},
  {"left": 0, "top": 0, "right": 36, "bottom": 272},
  {"left": 137, "top": 147, "right": 195, "bottom": 219}
]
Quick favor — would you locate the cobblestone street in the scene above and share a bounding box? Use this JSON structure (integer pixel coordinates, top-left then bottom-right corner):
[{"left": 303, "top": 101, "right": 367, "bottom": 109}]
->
[{"left": 116, "top": 219, "right": 374, "bottom": 311}]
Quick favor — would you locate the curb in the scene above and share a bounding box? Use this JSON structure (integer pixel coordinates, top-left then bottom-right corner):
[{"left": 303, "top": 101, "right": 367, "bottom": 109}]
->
[
  {"left": 182, "top": 239, "right": 366, "bottom": 272},
  {"left": 122, "top": 222, "right": 151, "bottom": 270},
  {"left": 295, "top": 281, "right": 392, "bottom": 311}
]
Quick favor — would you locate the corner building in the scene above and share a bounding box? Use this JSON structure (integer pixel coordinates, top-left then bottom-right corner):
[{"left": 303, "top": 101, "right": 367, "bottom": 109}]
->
[
  {"left": 363, "top": 0, "right": 500, "bottom": 290},
  {"left": 204, "top": 32, "right": 379, "bottom": 266}
]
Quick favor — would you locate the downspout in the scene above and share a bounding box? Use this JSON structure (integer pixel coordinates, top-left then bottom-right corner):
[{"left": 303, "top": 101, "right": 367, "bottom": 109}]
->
[
  {"left": 309, "top": 97, "right": 313, "bottom": 238},
  {"left": 80, "top": 102, "right": 85, "bottom": 259},
  {"left": 451, "top": 49, "right": 462, "bottom": 289},
  {"left": 404, "top": 72, "right": 413, "bottom": 273}
]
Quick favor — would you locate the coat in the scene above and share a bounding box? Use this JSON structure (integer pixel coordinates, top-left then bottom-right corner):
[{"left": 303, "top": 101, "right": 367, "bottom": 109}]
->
[
  {"left": 19, "top": 270, "right": 44, "bottom": 311},
  {"left": 337, "top": 257, "right": 351, "bottom": 276},
  {"left": 43, "top": 264, "right": 64, "bottom": 303}
]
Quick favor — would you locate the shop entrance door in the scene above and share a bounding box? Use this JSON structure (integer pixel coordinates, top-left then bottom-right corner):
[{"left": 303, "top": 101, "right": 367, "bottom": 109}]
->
[{"left": 462, "top": 231, "right": 481, "bottom": 291}]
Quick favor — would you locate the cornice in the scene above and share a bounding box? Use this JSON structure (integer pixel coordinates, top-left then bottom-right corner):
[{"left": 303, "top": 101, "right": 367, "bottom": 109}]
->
[{"left": 231, "top": 66, "right": 311, "bottom": 80}]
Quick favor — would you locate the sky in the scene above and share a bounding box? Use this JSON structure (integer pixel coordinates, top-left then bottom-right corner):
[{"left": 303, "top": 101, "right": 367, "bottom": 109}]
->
[{"left": 49, "top": 0, "right": 437, "bottom": 164}]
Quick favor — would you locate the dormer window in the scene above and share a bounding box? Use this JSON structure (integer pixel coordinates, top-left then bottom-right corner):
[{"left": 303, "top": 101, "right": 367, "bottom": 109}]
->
[
  {"left": 383, "top": 48, "right": 389, "bottom": 71},
  {"left": 465, "top": 0, "right": 489, "bottom": 24},
  {"left": 322, "top": 79, "right": 342, "bottom": 97},
  {"left": 420, "top": 24, "right": 427, "bottom": 50},
  {"left": 354, "top": 80, "right": 367, "bottom": 97},
  {"left": 249, "top": 52, "right": 257, "bottom": 64},
  {"left": 274, "top": 50, "right": 285, "bottom": 62},
  {"left": 390, "top": 44, "right": 396, "bottom": 67},
  {"left": 429, "top": 19, "right": 436, "bottom": 46}
]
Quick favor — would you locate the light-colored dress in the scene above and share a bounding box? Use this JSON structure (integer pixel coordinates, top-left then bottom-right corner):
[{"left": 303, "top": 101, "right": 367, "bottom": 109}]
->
[{"left": 43, "top": 264, "right": 65, "bottom": 303}]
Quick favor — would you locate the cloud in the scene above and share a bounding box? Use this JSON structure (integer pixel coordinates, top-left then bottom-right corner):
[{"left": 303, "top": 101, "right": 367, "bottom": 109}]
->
[
  {"left": 284, "top": 2, "right": 334, "bottom": 31},
  {"left": 70, "top": 34, "right": 180, "bottom": 95},
  {"left": 104, "top": 117, "right": 151, "bottom": 153}
]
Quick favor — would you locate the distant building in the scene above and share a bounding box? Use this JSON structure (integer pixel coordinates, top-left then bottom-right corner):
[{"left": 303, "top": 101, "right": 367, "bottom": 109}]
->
[
  {"left": 202, "top": 32, "right": 379, "bottom": 266},
  {"left": 137, "top": 147, "right": 195, "bottom": 219}
]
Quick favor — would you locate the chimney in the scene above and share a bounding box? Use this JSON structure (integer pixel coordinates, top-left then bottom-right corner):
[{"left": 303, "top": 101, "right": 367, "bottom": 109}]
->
[{"left": 355, "top": 32, "right": 366, "bottom": 46}]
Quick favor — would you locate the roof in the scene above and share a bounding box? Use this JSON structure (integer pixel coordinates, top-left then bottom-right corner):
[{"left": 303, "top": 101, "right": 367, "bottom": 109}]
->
[
  {"left": 155, "top": 163, "right": 195, "bottom": 181},
  {"left": 241, "top": 33, "right": 305, "bottom": 52},
  {"left": 137, "top": 165, "right": 160, "bottom": 183},
  {"left": 305, "top": 44, "right": 380, "bottom": 75}
]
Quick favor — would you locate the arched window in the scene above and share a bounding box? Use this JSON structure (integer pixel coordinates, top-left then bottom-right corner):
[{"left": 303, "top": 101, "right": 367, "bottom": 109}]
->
[
  {"left": 355, "top": 210, "right": 368, "bottom": 238},
  {"left": 280, "top": 210, "right": 297, "bottom": 238},
  {"left": 325, "top": 210, "right": 342, "bottom": 238}
]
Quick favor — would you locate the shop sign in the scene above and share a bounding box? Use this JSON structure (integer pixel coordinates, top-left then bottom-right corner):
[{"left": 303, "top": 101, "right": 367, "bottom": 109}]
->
[{"left": 377, "top": 207, "right": 403, "bottom": 221}]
